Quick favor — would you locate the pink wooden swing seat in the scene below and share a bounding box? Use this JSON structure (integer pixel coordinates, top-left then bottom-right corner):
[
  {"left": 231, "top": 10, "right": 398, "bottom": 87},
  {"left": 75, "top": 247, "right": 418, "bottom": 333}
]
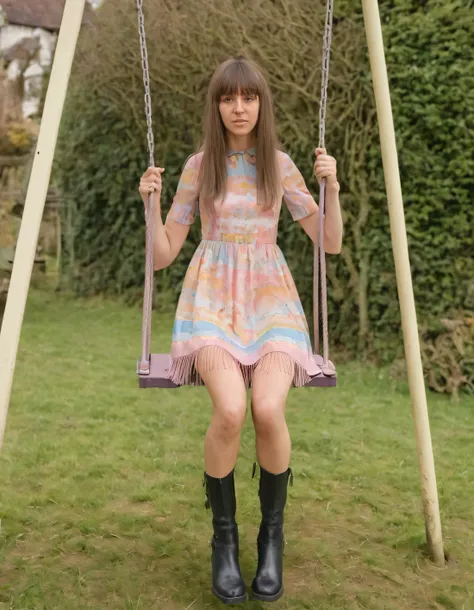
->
[{"left": 138, "top": 353, "right": 337, "bottom": 388}]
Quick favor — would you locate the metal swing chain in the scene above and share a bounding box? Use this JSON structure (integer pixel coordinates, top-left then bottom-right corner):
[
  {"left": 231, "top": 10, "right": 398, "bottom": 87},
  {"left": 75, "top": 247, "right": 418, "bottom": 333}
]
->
[
  {"left": 314, "top": 0, "right": 334, "bottom": 365},
  {"left": 137, "top": 0, "right": 155, "bottom": 170},
  {"left": 137, "top": 0, "right": 156, "bottom": 374}
]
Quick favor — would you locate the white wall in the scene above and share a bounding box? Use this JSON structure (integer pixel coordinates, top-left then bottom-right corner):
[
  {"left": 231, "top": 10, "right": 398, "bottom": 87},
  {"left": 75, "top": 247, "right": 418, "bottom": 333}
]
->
[{"left": 0, "top": 24, "right": 57, "bottom": 118}]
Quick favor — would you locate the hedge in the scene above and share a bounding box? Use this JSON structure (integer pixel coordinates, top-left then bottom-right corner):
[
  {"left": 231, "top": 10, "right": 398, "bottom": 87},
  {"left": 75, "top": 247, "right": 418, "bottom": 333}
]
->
[{"left": 55, "top": 0, "right": 474, "bottom": 394}]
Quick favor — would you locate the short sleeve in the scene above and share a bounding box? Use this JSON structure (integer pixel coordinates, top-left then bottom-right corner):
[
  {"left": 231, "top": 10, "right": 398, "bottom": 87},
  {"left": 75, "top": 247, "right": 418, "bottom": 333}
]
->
[
  {"left": 166, "top": 153, "right": 201, "bottom": 225},
  {"left": 281, "top": 153, "right": 318, "bottom": 221}
]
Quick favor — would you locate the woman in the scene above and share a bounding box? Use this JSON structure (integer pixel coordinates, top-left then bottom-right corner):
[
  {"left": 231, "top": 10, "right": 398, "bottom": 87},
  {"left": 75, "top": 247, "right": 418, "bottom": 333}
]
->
[{"left": 139, "top": 57, "right": 342, "bottom": 604}]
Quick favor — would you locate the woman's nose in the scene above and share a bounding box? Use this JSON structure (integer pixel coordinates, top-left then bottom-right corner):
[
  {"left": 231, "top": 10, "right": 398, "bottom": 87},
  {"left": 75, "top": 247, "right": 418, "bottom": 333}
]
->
[{"left": 234, "top": 98, "right": 244, "bottom": 113}]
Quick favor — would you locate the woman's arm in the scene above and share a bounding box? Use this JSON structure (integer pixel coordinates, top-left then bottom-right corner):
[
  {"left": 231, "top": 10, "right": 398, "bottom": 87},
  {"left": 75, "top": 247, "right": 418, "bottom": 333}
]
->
[
  {"left": 299, "top": 147, "right": 343, "bottom": 253},
  {"left": 298, "top": 181, "right": 342, "bottom": 254},
  {"left": 280, "top": 149, "right": 343, "bottom": 254},
  {"left": 152, "top": 211, "right": 191, "bottom": 270},
  {"left": 139, "top": 154, "right": 200, "bottom": 270}
]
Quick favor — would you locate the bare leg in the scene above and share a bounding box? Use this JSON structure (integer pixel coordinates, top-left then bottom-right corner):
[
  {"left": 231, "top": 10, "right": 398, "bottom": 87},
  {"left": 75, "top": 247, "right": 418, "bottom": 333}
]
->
[
  {"left": 196, "top": 346, "right": 248, "bottom": 478},
  {"left": 250, "top": 352, "right": 294, "bottom": 603},
  {"left": 251, "top": 352, "right": 294, "bottom": 474},
  {"left": 197, "top": 346, "right": 248, "bottom": 603}
]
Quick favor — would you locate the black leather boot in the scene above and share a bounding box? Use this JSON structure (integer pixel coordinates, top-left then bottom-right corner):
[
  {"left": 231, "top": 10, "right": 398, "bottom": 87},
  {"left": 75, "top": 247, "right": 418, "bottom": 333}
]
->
[
  {"left": 202, "top": 469, "right": 247, "bottom": 605},
  {"left": 251, "top": 462, "right": 293, "bottom": 602}
]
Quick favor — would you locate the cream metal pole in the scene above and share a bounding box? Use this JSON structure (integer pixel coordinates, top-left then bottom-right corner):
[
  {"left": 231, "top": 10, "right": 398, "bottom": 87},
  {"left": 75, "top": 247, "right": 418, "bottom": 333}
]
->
[
  {"left": 360, "top": 0, "right": 445, "bottom": 566},
  {"left": 0, "top": 0, "right": 87, "bottom": 450}
]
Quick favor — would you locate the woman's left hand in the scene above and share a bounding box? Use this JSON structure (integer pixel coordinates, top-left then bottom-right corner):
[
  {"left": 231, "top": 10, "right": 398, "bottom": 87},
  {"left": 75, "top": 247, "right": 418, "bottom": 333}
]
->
[{"left": 314, "top": 147, "right": 338, "bottom": 187}]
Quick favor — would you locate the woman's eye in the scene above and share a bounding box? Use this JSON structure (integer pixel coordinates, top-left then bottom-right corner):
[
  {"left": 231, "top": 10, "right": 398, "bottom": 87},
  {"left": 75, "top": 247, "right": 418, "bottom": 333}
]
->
[{"left": 246, "top": 96, "right": 255, "bottom": 102}]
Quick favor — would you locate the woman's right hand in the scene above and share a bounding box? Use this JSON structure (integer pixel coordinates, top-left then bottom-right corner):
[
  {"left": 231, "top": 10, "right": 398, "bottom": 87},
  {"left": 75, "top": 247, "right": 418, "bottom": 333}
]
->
[{"left": 139, "top": 166, "right": 165, "bottom": 208}]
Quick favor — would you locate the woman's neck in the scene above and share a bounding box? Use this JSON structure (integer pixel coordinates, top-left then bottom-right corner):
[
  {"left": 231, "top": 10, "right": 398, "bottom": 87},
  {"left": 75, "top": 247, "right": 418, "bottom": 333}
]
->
[{"left": 226, "top": 133, "right": 256, "bottom": 151}]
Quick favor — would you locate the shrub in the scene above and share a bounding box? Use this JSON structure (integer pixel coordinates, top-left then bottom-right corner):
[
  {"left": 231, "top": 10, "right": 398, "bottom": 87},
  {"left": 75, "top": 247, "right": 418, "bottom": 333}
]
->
[{"left": 55, "top": 0, "right": 474, "bottom": 393}]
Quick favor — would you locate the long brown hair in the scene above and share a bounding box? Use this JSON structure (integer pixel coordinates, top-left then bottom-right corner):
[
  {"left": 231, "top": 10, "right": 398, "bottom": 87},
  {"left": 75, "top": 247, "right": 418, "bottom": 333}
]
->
[{"left": 197, "top": 57, "right": 281, "bottom": 213}]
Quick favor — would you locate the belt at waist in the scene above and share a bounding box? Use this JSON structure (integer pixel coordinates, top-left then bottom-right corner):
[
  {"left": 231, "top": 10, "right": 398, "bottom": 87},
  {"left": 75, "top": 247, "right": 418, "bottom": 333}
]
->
[{"left": 203, "top": 232, "right": 276, "bottom": 245}]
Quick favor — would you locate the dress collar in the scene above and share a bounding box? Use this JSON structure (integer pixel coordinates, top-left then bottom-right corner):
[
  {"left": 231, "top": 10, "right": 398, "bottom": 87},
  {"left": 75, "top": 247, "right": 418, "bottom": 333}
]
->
[{"left": 227, "top": 147, "right": 257, "bottom": 157}]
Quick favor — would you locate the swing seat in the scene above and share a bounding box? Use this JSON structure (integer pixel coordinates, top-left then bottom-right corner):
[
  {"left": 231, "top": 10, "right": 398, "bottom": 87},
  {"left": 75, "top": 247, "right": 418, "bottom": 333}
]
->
[{"left": 137, "top": 353, "right": 336, "bottom": 388}]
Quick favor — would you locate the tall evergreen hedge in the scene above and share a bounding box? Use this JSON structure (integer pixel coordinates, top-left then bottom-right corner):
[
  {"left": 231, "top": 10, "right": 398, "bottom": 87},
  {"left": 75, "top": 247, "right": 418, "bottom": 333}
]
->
[{"left": 55, "top": 0, "right": 473, "bottom": 389}]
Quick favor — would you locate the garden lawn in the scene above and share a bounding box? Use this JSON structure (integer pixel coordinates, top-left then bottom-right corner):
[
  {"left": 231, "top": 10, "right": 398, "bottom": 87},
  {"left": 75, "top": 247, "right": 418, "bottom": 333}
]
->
[{"left": 1, "top": 289, "right": 473, "bottom": 610}]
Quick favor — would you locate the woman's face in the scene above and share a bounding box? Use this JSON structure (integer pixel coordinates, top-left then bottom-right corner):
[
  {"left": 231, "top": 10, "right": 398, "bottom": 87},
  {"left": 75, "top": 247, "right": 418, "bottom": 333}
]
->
[{"left": 219, "top": 90, "right": 260, "bottom": 140}]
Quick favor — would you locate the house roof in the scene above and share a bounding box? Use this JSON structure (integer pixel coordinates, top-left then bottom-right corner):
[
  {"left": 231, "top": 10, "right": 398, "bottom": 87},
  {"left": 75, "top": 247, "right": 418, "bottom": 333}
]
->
[{"left": 0, "top": 0, "right": 93, "bottom": 32}]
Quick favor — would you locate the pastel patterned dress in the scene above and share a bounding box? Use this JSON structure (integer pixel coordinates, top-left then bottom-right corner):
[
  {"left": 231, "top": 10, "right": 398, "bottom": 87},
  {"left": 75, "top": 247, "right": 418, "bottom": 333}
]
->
[{"left": 166, "top": 148, "right": 322, "bottom": 387}]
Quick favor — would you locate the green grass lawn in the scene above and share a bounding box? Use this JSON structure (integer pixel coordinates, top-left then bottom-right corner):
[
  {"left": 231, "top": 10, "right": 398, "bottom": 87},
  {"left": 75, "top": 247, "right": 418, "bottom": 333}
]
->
[{"left": 1, "top": 289, "right": 473, "bottom": 610}]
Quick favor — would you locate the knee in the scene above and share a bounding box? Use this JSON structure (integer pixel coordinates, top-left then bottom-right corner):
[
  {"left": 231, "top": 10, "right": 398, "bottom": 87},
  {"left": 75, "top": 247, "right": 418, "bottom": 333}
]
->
[
  {"left": 251, "top": 398, "right": 285, "bottom": 435},
  {"left": 212, "top": 402, "right": 247, "bottom": 439}
]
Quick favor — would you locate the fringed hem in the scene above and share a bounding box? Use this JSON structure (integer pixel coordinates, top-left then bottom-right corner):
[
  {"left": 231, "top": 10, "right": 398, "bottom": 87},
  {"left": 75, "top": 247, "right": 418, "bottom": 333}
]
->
[{"left": 168, "top": 345, "right": 311, "bottom": 388}]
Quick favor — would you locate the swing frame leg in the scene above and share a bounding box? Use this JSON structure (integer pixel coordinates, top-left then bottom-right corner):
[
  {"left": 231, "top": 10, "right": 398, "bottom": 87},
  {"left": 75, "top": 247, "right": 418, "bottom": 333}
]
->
[
  {"left": 361, "top": 0, "right": 445, "bottom": 567},
  {"left": 0, "top": 0, "right": 87, "bottom": 450}
]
